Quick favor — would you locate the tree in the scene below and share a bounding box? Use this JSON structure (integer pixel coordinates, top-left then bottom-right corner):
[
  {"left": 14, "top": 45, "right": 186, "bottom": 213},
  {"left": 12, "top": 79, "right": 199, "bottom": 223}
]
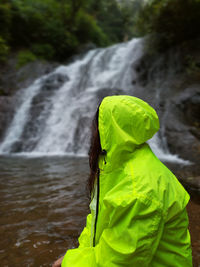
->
[{"left": 135, "top": 0, "right": 200, "bottom": 51}]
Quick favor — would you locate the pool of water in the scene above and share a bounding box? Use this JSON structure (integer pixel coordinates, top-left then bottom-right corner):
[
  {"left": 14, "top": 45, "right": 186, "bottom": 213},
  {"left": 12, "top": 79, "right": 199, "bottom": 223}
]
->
[{"left": 0, "top": 156, "right": 89, "bottom": 266}]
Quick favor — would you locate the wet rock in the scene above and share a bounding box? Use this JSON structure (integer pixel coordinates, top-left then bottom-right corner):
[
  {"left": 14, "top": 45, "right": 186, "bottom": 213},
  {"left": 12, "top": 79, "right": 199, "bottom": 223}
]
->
[
  {"left": 0, "top": 59, "right": 59, "bottom": 145},
  {"left": 183, "top": 176, "right": 200, "bottom": 190},
  {"left": 164, "top": 86, "right": 200, "bottom": 164},
  {"left": 41, "top": 73, "right": 69, "bottom": 91},
  {"left": 78, "top": 43, "right": 97, "bottom": 55},
  {"left": 0, "top": 96, "right": 16, "bottom": 142},
  {"left": 73, "top": 116, "right": 90, "bottom": 154},
  {"left": 133, "top": 41, "right": 200, "bottom": 173},
  {"left": 174, "top": 86, "right": 200, "bottom": 127},
  {"left": 10, "top": 140, "right": 23, "bottom": 153},
  {"left": 0, "top": 59, "right": 59, "bottom": 96}
]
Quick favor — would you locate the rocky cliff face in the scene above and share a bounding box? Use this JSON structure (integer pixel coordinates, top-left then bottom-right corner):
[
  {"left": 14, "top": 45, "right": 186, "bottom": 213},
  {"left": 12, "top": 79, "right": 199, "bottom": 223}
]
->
[
  {"left": 0, "top": 96, "right": 16, "bottom": 142},
  {"left": 0, "top": 59, "right": 58, "bottom": 142},
  {"left": 132, "top": 39, "right": 200, "bottom": 190}
]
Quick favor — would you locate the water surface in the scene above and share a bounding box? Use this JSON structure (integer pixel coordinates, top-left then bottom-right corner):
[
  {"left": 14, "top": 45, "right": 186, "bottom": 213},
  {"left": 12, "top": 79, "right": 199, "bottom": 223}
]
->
[{"left": 0, "top": 156, "right": 89, "bottom": 266}]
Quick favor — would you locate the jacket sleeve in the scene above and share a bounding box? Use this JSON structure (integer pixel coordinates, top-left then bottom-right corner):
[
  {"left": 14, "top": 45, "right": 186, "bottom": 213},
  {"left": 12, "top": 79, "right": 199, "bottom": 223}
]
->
[
  {"left": 61, "top": 194, "right": 164, "bottom": 267},
  {"left": 78, "top": 213, "right": 92, "bottom": 248}
]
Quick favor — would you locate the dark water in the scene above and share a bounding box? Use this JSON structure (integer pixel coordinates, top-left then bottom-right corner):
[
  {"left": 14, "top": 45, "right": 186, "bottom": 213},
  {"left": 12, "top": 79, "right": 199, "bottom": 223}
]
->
[
  {"left": 0, "top": 156, "right": 199, "bottom": 267},
  {"left": 0, "top": 156, "right": 89, "bottom": 267}
]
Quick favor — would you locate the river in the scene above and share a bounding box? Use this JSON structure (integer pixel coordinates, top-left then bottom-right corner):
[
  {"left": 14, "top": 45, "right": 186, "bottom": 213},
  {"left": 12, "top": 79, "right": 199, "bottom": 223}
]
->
[
  {"left": 0, "top": 156, "right": 199, "bottom": 267},
  {"left": 0, "top": 155, "right": 89, "bottom": 266}
]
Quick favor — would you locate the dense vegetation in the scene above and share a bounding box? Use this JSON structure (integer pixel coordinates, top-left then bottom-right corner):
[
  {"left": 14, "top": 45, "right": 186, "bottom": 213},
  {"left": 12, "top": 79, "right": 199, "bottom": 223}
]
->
[
  {"left": 135, "top": 0, "right": 200, "bottom": 52},
  {"left": 1, "top": 0, "right": 200, "bottom": 65},
  {"left": 0, "top": 0, "right": 142, "bottom": 65}
]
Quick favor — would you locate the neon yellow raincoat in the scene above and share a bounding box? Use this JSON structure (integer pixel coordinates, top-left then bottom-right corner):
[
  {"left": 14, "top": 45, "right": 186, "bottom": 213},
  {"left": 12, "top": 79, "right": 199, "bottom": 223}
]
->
[{"left": 62, "top": 95, "right": 192, "bottom": 266}]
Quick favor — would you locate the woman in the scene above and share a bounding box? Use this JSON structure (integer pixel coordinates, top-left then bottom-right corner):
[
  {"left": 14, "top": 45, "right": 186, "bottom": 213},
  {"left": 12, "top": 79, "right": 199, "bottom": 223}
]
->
[{"left": 53, "top": 95, "right": 192, "bottom": 267}]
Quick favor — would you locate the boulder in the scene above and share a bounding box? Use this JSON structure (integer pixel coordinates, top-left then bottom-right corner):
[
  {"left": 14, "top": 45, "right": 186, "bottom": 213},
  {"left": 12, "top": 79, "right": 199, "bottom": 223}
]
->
[{"left": 0, "top": 96, "right": 16, "bottom": 142}]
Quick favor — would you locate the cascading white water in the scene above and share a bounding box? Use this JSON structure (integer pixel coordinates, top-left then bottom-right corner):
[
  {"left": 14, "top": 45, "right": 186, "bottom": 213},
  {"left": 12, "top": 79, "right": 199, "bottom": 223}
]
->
[
  {"left": 0, "top": 38, "right": 189, "bottom": 163},
  {"left": 0, "top": 79, "right": 43, "bottom": 153}
]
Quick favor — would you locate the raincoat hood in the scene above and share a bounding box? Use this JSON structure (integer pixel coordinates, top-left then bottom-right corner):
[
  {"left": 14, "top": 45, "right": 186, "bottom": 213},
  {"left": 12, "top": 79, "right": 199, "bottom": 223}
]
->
[
  {"left": 98, "top": 95, "right": 160, "bottom": 170},
  {"left": 62, "top": 95, "right": 192, "bottom": 267}
]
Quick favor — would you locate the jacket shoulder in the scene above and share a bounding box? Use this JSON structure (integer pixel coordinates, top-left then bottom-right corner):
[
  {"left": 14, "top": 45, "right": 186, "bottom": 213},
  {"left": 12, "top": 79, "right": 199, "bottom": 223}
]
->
[{"left": 128, "top": 144, "right": 190, "bottom": 219}]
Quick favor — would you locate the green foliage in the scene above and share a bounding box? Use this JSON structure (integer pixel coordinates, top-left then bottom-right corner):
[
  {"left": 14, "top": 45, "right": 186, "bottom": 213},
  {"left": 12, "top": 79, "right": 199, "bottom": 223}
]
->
[
  {"left": 2, "top": 0, "right": 200, "bottom": 64},
  {"left": 0, "top": 36, "right": 9, "bottom": 63},
  {"left": 135, "top": 0, "right": 200, "bottom": 52},
  {"left": 96, "top": 1, "right": 124, "bottom": 42},
  {"left": 7, "top": 0, "right": 113, "bottom": 61},
  {"left": 75, "top": 11, "right": 109, "bottom": 46},
  {"left": 87, "top": 0, "right": 132, "bottom": 43},
  {"left": 16, "top": 50, "right": 37, "bottom": 69},
  {"left": 31, "top": 44, "right": 55, "bottom": 60},
  {"left": 0, "top": 0, "right": 143, "bottom": 63},
  {"left": 117, "top": 0, "right": 144, "bottom": 39},
  {"left": 0, "top": 3, "right": 12, "bottom": 41}
]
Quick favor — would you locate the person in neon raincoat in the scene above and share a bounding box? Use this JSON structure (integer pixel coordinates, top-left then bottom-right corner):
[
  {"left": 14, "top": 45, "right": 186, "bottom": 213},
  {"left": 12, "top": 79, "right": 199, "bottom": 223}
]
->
[{"left": 53, "top": 95, "right": 192, "bottom": 267}]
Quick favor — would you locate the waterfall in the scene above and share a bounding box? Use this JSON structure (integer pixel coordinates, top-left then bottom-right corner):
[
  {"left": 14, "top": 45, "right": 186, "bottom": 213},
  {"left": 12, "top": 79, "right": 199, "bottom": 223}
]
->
[{"left": 0, "top": 38, "right": 189, "bottom": 163}]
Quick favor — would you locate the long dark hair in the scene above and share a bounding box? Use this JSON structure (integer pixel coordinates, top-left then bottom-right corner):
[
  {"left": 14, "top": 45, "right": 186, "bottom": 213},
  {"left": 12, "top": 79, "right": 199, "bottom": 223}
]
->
[{"left": 88, "top": 108, "right": 102, "bottom": 195}]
